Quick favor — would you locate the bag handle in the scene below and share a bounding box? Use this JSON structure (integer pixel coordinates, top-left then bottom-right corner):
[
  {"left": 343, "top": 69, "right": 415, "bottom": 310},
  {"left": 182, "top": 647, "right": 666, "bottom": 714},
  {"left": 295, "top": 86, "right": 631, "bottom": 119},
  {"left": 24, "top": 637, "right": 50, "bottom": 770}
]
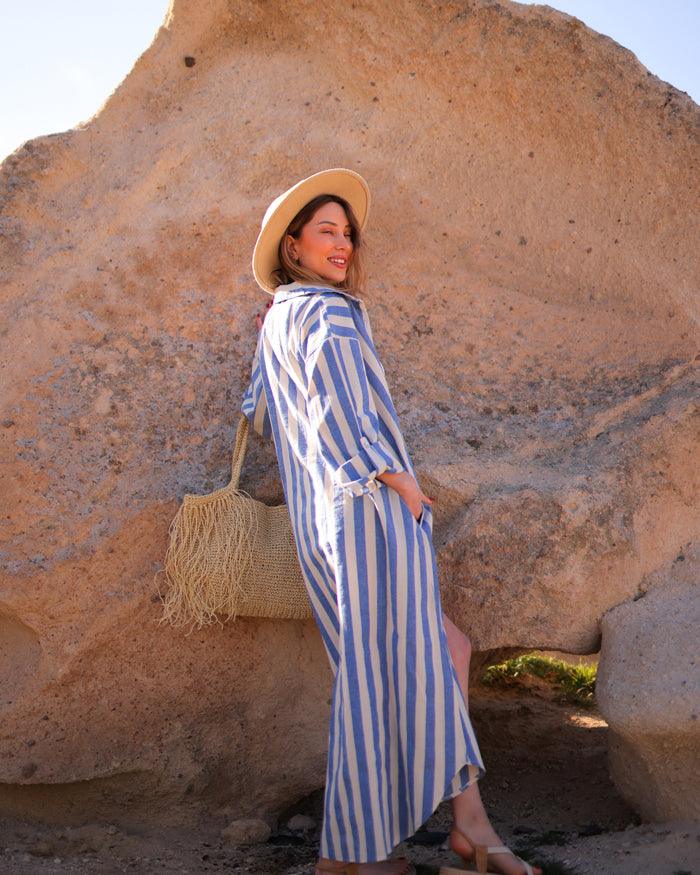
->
[{"left": 230, "top": 414, "right": 250, "bottom": 488}]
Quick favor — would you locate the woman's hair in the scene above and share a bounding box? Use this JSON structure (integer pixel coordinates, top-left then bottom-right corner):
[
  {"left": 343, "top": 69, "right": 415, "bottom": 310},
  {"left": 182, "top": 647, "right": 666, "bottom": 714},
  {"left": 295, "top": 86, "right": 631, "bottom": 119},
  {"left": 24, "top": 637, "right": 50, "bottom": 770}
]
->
[{"left": 270, "top": 194, "right": 367, "bottom": 297}]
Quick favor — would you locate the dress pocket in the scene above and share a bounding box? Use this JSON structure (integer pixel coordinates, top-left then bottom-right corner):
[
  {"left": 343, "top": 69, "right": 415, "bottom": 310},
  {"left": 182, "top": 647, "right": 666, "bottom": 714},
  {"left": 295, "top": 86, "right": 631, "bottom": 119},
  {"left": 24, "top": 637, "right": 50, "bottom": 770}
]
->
[
  {"left": 371, "top": 482, "right": 432, "bottom": 533},
  {"left": 416, "top": 502, "right": 433, "bottom": 527}
]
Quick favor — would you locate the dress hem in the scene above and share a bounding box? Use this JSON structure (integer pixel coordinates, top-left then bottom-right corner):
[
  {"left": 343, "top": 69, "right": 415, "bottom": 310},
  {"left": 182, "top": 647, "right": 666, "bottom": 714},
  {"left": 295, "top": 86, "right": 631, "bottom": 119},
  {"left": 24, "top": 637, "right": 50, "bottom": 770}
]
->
[{"left": 319, "top": 759, "right": 486, "bottom": 863}]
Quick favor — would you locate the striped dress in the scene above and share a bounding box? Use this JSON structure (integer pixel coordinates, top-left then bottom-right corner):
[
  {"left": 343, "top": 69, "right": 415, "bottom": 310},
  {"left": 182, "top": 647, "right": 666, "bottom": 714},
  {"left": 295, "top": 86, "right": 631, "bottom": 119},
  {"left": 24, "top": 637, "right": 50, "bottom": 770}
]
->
[{"left": 241, "top": 281, "right": 485, "bottom": 863}]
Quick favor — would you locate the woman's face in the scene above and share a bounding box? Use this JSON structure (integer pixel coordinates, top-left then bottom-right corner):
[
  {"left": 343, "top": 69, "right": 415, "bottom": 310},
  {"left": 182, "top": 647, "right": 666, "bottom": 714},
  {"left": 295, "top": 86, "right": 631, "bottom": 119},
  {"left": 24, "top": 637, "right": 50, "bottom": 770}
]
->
[{"left": 286, "top": 201, "right": 353, "bottom": 284}]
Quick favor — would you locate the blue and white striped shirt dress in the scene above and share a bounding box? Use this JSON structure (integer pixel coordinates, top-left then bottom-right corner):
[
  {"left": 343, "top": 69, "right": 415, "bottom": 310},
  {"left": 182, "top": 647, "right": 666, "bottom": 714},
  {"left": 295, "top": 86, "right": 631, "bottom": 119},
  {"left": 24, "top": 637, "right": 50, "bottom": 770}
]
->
[{"left": 241, "top": 281, "right": 485, "bottom": 863}]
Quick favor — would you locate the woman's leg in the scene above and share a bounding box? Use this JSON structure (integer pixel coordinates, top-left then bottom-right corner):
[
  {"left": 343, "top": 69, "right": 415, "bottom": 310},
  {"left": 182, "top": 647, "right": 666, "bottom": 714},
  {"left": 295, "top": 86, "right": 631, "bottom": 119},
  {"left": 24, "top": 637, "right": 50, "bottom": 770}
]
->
[{"left": 442, "top": 613, "right": 542, "bottom": 875}]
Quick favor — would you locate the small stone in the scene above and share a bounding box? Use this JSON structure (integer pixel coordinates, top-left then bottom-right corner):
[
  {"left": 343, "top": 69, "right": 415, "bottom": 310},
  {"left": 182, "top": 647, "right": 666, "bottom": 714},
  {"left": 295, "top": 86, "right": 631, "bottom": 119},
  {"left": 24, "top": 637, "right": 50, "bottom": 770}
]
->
[
  {"left": 28, "top": 841, "right": 53, "bottom": 857},
  {"left": 221, "top": 818, "right": 272, "bottom": 846},
  {"left": 287, "top": 814, "right": 316, "bottom": 831}
]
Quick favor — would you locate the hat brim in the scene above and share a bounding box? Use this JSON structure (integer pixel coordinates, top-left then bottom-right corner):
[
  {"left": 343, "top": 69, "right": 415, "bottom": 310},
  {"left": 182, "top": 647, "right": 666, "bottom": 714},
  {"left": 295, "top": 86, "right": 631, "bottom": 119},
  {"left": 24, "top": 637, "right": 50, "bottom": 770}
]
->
[{"left": 251, "top": 168, "right": 371, "bottom": 295}]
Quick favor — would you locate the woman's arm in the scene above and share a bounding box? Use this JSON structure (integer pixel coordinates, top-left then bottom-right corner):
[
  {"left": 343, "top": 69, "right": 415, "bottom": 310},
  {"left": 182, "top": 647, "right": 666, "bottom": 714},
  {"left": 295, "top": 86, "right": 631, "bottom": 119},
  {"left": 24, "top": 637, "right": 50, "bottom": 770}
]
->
[
  {"left": 305, "top": 329, "right": 432, "bottom": 517},
  {"left": 303, "top": 316, "right": 434, "bottom": 518},
  {"left": 304, "top": 329, "right": 406, "bottom": 497}
]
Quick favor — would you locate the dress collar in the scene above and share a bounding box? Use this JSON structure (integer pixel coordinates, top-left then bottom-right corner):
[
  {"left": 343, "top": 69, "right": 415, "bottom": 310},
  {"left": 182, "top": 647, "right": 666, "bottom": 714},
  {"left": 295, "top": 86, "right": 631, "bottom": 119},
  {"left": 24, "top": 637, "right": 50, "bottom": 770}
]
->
[{"left": 271, "top": 281, "right": 364, "bottom": 306}]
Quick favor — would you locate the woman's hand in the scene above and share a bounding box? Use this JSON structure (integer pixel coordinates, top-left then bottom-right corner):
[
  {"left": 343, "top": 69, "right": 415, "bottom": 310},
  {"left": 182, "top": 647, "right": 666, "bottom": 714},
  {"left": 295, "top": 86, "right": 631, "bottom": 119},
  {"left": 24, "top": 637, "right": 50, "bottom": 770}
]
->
[
  {"left": 377, "top": 470, "right": 433, "bottom": 521},
  {"left": 256, "top": 298, "right": 274, "bottom": 332}
]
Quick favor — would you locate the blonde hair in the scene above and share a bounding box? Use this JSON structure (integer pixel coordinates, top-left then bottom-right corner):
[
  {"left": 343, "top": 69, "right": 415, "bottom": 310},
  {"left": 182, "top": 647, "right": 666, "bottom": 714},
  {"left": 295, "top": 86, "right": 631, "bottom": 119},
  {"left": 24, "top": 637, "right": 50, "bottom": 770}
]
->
[{"left": 270, "top": 194, "right": 367, "bottom": 297}]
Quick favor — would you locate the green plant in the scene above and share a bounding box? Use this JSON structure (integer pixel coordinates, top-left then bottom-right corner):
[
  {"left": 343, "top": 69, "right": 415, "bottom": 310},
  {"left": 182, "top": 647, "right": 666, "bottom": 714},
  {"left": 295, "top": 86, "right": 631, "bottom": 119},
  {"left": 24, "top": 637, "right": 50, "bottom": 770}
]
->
[{"left": 481, "top": 653, "right": 597, "bottom": 707}]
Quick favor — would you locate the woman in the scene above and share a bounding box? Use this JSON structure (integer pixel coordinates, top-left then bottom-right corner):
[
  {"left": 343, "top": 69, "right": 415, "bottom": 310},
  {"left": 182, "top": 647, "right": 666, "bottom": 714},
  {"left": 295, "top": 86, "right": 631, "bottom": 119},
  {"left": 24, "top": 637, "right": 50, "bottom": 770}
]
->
[{"left": 242, "top": 169, "right": 540, "bottom": 875}]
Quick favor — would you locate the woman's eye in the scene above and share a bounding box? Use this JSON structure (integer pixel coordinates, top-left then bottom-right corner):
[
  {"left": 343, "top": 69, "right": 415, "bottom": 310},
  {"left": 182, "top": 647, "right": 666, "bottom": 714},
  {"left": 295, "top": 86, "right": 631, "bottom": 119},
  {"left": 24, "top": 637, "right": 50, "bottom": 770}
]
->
[{"left": 320, "top": 229, "right": 352, "bottom": 239}]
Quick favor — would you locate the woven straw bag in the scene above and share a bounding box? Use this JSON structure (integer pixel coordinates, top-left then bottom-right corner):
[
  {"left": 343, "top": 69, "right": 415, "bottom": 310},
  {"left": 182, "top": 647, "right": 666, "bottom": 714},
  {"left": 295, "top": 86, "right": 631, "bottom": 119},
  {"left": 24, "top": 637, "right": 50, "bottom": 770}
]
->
[{"left": 155, "top": 413, "right": 313, "bottom": 633}]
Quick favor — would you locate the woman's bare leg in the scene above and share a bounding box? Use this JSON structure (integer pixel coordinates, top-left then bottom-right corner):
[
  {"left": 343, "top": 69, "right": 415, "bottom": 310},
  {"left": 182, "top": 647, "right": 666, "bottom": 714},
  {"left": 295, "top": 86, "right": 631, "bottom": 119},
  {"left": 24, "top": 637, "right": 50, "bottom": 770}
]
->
[{"left": 442, "top": 612, "right": 541, "bottom": 875}]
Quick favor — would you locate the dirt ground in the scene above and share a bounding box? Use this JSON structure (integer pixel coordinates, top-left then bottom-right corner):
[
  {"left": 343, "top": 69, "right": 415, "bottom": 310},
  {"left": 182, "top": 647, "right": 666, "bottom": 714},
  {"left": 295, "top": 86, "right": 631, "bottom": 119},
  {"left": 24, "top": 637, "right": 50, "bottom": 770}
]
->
[{"left": 1, "top": 682, "right": 698, "bottom": 875}]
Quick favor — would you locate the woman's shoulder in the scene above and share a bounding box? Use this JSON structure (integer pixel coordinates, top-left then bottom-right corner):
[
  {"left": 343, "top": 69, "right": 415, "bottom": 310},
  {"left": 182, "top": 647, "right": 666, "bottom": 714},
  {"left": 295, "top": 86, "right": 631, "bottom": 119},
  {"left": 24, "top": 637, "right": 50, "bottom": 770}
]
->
[{"left": 292, "top": 291, "right": 363, "bottom": 359}]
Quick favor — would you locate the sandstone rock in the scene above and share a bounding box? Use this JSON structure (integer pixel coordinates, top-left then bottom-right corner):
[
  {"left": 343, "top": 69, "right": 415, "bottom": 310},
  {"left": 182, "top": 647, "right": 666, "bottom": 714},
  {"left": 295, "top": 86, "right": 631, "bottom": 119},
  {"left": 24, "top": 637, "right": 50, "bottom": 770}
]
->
[
  {"left": 0, "top": 0, "right": 698, "bottom": 829},
  {"left": 596, "top": 546, "right": 700, "bottom": 821}
]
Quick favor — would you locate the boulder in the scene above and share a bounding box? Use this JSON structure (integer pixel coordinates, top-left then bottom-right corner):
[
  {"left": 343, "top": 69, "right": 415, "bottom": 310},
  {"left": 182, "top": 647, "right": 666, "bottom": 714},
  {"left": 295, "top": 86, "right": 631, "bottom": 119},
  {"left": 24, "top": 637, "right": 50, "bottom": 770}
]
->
[{"left": 596, "top": 545, "right": 700, "bottom": 820}]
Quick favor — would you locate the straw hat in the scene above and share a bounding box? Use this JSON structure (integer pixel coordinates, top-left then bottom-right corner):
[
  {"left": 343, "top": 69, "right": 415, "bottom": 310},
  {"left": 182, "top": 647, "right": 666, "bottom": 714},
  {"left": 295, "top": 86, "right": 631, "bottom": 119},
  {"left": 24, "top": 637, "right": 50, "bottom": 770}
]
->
[{"left": 251, "top": 167, "right": 371, "bottom": 295}]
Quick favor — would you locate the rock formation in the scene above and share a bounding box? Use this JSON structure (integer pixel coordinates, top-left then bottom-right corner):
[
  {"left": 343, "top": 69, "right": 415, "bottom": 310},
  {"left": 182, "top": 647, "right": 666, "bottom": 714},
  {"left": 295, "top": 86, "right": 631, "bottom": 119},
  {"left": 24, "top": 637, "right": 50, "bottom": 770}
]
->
[
  {"left": 1, "top": 0, "right": 697, "bottom": 827},
  {"left": 596, "top": 544, "right": 700, "bottom": 821}
]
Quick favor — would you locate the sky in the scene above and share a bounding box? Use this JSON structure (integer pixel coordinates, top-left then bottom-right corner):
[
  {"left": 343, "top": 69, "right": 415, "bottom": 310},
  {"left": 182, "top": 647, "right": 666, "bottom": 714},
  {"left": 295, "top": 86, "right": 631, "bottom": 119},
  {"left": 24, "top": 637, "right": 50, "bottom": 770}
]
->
[{"left": 1, "top": 0, "right": 698, "bottom": 164}]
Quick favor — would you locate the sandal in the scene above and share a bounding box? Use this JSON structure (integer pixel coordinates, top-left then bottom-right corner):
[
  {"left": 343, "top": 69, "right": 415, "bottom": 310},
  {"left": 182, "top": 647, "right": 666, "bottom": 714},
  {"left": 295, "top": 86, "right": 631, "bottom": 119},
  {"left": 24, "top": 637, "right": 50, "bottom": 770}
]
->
[
  {"left": 315, "top": 856, "right": 415, "bottom": 874},
  {"left": 433, "top": 824, "right": 539, "bottom": 875}
]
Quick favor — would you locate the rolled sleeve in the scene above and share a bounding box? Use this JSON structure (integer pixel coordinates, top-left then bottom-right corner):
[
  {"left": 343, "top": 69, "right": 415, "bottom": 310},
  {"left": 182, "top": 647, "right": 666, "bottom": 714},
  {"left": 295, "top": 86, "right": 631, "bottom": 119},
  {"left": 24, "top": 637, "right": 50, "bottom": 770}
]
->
[{"left": 305, "top": 330, "right": 405, "bottom": 496}]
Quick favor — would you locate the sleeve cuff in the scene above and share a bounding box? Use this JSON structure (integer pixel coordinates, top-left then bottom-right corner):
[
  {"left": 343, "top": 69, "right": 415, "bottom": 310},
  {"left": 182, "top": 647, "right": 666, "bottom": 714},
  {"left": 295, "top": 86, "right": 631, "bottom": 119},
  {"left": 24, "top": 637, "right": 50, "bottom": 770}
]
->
[{"left": 333, "top": 434, "right": 405, "bottom": 496}]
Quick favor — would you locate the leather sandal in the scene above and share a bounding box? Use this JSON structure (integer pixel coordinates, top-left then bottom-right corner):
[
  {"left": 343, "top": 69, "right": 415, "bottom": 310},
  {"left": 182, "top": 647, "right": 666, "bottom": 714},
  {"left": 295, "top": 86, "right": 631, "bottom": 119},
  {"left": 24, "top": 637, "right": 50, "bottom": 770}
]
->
[{"left": 434, "top": 824, "right": 539, "bottom": 875}]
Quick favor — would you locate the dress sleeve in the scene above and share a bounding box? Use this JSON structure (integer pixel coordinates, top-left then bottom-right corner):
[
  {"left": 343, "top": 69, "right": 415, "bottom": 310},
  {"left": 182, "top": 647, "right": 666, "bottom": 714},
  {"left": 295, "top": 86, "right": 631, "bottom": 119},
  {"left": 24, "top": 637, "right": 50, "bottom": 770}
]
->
[
  {"left": 240, "top": 331, "right": 273, "bottom": 439},
  {"left": 303, "top": 323, "right": 405, "bottom": 496}
]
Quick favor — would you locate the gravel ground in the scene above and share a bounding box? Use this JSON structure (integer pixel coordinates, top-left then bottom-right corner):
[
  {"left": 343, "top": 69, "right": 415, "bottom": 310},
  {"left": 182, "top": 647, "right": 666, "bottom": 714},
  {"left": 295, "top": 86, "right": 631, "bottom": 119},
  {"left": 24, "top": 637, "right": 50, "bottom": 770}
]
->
[{"left": 1, "top": 685, "right": 697, "bottom": 874}]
